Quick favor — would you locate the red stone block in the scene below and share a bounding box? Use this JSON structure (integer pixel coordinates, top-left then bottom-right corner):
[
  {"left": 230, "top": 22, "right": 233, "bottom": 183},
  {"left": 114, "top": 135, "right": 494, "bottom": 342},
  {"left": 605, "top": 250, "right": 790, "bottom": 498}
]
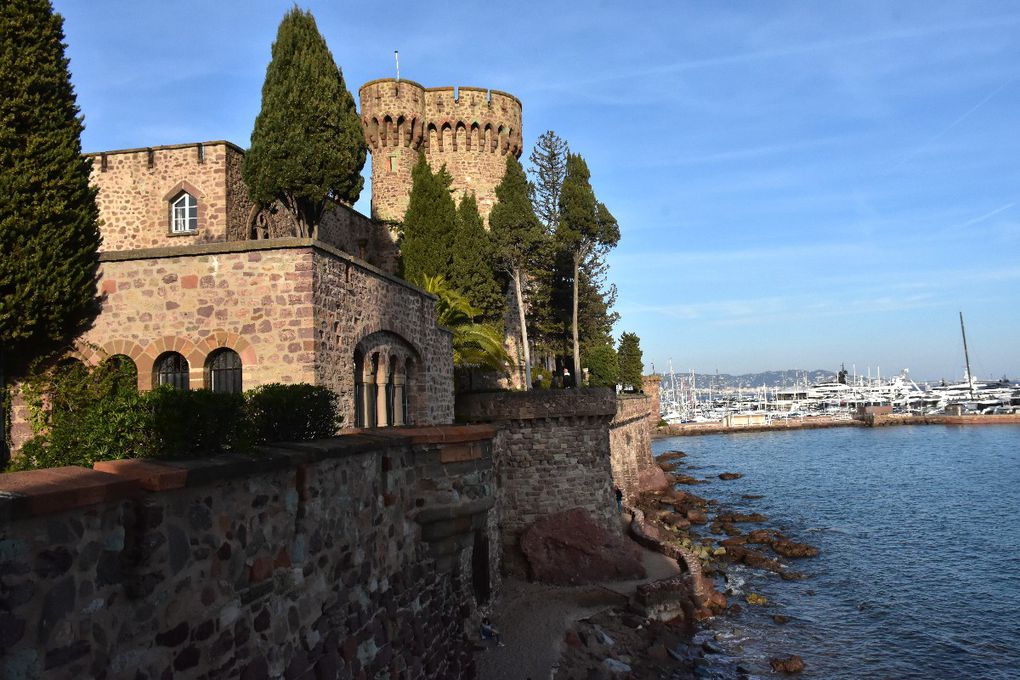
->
[
  {"left": 0, "top": 466, "right": 139, "bottom": 517},
  {"left": 93, "top": 459, "right": 188, "bottom": 491}
]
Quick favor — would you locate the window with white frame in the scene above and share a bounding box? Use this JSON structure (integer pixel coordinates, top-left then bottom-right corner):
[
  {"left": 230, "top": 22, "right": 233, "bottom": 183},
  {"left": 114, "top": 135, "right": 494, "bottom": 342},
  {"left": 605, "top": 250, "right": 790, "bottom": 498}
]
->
[{"left": 171, "top": 192, "right": 198, "bottom": 233}]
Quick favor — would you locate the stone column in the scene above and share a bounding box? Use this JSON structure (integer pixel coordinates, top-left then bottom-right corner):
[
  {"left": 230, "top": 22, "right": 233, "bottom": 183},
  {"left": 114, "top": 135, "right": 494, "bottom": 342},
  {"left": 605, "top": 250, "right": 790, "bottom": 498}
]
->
[
  {"left": 392, "top": 363, "right": 406, "bottom": 426},
  {"left": 362, "top": 356, "right": 377, "bottom": 428},
  {"left": 375, "top": 354, "right": 389, "bottom": 427}
]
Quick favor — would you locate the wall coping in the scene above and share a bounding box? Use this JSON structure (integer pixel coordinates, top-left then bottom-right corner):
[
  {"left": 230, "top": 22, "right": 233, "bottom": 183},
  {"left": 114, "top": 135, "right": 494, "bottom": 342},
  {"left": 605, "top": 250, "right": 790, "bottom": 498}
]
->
[
  {"left": 99, "top": 237, "right": 436, "bottom": 300},
  {"left": 84, "top": 139, "right": 245, "bottom": 157},
  {"left": 456, "top": 388, "right": 617, "bottom": 422},
  {"left": 0, "top": 425, "right": 498, "bottom": 520}
]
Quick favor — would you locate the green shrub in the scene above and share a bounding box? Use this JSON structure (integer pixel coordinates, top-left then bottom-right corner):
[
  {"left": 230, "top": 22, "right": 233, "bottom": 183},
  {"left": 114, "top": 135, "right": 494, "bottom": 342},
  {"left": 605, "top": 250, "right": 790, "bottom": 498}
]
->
[
  {"left": 585, "top": 342, "right": 620, "bottom": 388},
  {"left": 245, "top": 383, "right": 339, "bottom": 443},
  {"left": 148, "top": 387, "right": 254, "bottom": 458},
  {"left": 532, "top": 366, "right": 553, "bottom": 390},
  {"left": 6, "top": 358, "right": 341, "bottom": 471}
]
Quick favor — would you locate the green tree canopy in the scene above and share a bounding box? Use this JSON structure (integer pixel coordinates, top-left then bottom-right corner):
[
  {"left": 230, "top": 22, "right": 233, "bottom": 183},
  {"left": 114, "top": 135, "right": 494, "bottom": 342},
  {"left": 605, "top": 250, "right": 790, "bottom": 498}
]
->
[
  {"left": 419, "top": 274, "right": 509, "bottom": 374},
  {"left": 585, "top": 341, "right": 619, "bottom": 389},
  {"left": 557, "top": 154, "right": 621, "bottom": 386},
  {"left": 243, "top": 7, "right": 365, "bottom": 238},
  {"left": 490, "top": 155, "right": 546, "bottom": 389},
  {"left": 618, "top": 332, "right": 644, "bottom": 392},
  {"left": 401, "top": 153, "right": 456, "bottom": 282},
  {"left": 0, "top": 0, "right": 101, "bottom": 384},
  {"left": 450, "top": 192, "right": 503, "bottom": 322}
]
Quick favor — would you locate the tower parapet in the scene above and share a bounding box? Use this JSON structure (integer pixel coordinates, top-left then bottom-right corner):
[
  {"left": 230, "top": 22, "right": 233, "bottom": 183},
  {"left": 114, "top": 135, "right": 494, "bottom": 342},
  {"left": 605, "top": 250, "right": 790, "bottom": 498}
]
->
[{"left": 359, "top": 78, "right": 523, "bottom": 225}]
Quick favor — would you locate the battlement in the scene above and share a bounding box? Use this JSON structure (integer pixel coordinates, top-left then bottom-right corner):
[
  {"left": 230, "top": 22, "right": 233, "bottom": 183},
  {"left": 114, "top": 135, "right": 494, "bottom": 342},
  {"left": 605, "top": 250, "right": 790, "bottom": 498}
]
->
[{"left": 359, "top": 78, "right": 524, "bottom": 224}]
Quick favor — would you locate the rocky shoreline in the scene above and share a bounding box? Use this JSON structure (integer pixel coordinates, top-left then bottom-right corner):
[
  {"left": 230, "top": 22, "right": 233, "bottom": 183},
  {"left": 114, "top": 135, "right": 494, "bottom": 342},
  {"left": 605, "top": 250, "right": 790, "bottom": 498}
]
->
[{"left": 554, "top": 448, "right": 819, "bottom": 678}]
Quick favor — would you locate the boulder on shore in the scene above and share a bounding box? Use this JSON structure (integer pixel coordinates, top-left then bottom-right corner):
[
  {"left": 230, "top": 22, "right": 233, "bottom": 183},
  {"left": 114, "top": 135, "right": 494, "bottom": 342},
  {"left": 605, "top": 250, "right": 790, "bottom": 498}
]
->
[
  {"left": 718, "top": 472, "right": 743, "bottom": 480},
  {"left": 770, "top": 655, "right": 805, "bottom": 673},
  {"left": 521, "top": 507, "right": 646, "bottom": 585}
]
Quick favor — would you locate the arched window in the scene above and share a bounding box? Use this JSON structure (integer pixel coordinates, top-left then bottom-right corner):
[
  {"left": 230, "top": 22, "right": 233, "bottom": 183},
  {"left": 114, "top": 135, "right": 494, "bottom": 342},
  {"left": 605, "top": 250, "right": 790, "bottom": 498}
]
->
[
  {"left": 205, "top": 348, "right": 242, "bottom": 394},
  {"left": 154, "top": 352, "right": 189, "bottom": 390},
  {"left": 170, "top": 192, "right": 197, "bottom": 233}
]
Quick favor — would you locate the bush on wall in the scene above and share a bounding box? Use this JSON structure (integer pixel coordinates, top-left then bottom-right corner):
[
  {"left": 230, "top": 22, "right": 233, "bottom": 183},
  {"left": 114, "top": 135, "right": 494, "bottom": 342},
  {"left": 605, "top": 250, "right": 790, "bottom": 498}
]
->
[{"left": 7, "top": 362, "right": 341, "bottom": 472}]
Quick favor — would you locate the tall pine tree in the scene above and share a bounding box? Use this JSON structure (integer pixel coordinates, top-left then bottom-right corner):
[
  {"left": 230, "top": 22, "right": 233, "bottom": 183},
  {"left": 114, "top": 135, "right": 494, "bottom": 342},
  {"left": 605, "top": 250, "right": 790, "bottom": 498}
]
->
[
  {"left": 450, "top": 192, "right": 503, "bottom": 323},
  {"left": 557, "top": 154, "right": 620, "bottom": 387},
  {"left": 401, "top": 153, "right": 456, "bottom": 283},
  {"left": 0, "top": 0, "right": 101, "bottom": 388},
  {"left": 528, "top": 130, "right": 569, "bottom": 231},
  {"left": 490, "top": 156, "right": 545, "bottom": 389},
  {"left": 244, "top": 7, "right": 365, "bottom": 238}
]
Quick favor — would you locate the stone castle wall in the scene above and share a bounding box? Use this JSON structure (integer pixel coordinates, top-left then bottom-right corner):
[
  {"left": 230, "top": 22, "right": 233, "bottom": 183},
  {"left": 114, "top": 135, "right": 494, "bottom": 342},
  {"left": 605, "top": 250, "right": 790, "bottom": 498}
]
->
[
  {"left": 609, "top": 392, "right": 668, "bottom": 503},
  {"left": 359, "top": 79, "right": 523, "bottom": 225},
  {"left": 87, "top": 141, "right": 398, "bottom": 274},
  {"left": 455, "top": 389, "right": 619, "bottom": 577},
  {"left": 89, "top": 142, "right": 237, "bottom": 251},
  {"left": 7, "top": 239, "right": 451, "bottom": 452},
  {"left": 0, "top": 426, "right": 498, "bottom": 680}
]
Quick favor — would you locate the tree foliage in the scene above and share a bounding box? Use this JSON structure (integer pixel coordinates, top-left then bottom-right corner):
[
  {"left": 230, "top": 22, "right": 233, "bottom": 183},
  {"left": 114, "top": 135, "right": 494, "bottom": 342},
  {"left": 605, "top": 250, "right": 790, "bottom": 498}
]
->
[
  {"left": 585, "top": 341, "right": 619, "bottom": 389},
  {"left": 490, "top": 156, "right": 546, "bottom": 389},
  {"left": 450, "top": 192, "right": 503, "bottom": 322},
  {"left": 0, "top": 0, "right": 102, "bottom": 385},
  {"left": 419, "top": 274, "right": 509, "bottom": 374},
  {"left": 401, "top": 153, "right": 456, "bottom": 282},
  {"left": 557, "top": 154, "right": 621, "bottom": 386},
  {"left": 243, "top": 7, "right": 365, "bottom": 238},
  {"left": 528, "top": 130, "right": 569, "bottom": 231},
  {"left": 617, "top": 331, "right": 644, "bottom": 392}
]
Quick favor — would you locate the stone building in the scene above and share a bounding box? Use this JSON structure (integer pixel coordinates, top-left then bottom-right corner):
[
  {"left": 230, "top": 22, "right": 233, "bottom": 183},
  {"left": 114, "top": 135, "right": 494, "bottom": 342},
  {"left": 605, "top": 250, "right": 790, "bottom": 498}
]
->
[
  {"left": 8, "top": 139, "right": 451, "bottom": 449},
  {"left": 359, "top": 79, "right": 523, "bottom": 224}
]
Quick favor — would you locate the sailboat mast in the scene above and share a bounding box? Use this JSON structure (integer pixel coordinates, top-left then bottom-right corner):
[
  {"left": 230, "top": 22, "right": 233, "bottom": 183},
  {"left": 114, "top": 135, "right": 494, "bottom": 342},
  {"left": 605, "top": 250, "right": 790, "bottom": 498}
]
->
[{"left": 960, "top": 311, "right": 974, "bottom": 399}]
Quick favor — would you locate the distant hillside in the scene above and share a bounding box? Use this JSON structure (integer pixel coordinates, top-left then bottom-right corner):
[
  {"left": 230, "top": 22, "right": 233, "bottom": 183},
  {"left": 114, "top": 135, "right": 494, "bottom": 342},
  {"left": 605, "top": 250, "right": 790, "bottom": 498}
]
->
[{"left": 657, "top": 369, "right": 837, "bottom": 390}]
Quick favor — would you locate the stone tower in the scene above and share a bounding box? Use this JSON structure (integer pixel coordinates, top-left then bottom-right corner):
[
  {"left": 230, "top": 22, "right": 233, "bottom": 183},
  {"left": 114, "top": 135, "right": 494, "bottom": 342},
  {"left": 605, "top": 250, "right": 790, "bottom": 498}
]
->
[{"left": 359, "top": 78, "right": 523, "bottom": 225}]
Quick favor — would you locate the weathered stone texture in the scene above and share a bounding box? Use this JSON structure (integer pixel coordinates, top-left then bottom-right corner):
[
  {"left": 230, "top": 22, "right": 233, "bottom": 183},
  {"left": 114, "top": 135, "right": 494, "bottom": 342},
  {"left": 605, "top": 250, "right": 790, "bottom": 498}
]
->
[
  {"left": 359, "top": 79, "right": 523, "bottom": 225},
  {"left": 0, "top": 427, "right": 498, "bottom": 680},
  {"left": 609, "top": 393, "right": 668, "bottom": 502},
  {"left": 90, "top": 142, "right": 236, "bottom": 252},
  {"left": 456, "top": 389, "right": 619, "bottom": 577},
  {"left": 311, "top": 247, "right": 454, "bottom": 426}
]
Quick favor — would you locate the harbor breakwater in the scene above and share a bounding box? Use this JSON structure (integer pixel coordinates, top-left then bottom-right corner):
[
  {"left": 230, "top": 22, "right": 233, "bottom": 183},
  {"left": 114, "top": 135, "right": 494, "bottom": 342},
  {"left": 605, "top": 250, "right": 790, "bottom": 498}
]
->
[{"left": 656, "top": 412, "right": 1020, "bottom": 437}]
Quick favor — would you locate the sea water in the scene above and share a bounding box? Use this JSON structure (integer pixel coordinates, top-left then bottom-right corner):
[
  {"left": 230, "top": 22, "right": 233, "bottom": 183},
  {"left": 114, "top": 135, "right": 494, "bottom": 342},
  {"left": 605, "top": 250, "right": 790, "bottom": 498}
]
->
[{"left": 653, "top": 425, "right": 1020, "bottom": 679}]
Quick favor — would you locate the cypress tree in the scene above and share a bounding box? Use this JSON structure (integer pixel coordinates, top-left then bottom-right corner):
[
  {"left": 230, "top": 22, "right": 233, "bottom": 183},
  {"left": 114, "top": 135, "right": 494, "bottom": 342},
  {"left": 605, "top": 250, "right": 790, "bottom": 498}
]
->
[
  {"left": 401, "top": 153, "right": 456, "bottom": 282},
  {"left": 617, "top": 332, "right": 644, "bottom": 392},
  {"left": 244, "top": 7, "right": 365, "bottom": 238},
  {"left": 0, "top": 0, "right": 101, "bottom": 387},
  {"left": 450, "top": 192, "right": 503, "bottom": 322},
  {"left": 490, "top": 155, "right": 546, "bottom": 389},
  {"left": 557, "top": 154, "right": 620, "bottom": 387},
  {"left": 585, "top": 341, "right": 619, "bottom": 389}
]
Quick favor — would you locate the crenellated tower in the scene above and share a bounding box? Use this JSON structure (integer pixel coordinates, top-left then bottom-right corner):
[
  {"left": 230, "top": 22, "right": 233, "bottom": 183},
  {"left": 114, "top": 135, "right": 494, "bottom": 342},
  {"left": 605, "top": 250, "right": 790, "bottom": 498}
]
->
[{"left": 359, "top": 78, "right": 523, "bottom": 225}]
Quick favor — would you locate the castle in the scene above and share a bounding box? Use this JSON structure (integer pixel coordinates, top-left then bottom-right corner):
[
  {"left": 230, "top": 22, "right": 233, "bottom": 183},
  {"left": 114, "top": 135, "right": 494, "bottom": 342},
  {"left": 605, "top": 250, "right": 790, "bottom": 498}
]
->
[
  {"left": 7, "top": 79, "right": 524, "bottom": 449},
  {"left": 359, "top": 79, "right": 523, "bottom": 224},
  {"left": 1, "top": 77, "right": 673, "bottom": 680}
]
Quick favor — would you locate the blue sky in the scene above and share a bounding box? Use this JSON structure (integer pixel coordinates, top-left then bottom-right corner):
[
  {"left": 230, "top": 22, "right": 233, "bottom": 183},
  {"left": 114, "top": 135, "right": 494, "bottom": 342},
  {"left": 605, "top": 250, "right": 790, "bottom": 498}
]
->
[{"left": 53, "top": 1, "right": 1020, "bottom": 381}]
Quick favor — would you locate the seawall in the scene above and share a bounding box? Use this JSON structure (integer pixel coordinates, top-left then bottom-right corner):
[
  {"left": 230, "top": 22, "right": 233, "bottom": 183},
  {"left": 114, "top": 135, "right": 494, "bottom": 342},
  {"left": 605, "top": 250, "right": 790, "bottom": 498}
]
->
[
  {"left": 0, "top": 426, "right": 497, "bottom": 680},
  {"left": 655, "top": 412, "right": 1020, "bottom": 437}
]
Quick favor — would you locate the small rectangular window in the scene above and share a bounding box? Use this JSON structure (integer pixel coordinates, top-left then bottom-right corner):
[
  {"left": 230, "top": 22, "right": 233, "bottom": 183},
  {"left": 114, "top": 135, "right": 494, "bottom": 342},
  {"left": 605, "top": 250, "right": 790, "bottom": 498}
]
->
[{"left": 388, "top": 156, "right": 398, "bottom": 173}]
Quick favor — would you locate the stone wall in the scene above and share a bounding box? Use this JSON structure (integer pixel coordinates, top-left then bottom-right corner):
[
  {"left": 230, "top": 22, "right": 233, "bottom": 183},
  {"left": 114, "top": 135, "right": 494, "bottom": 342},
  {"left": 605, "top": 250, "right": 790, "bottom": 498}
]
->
[
  {"left": 89, "top": 142, "right": 237, "bottom": 251},
  {"left": 359, "top": 79, "right": 523, "bottom": 225},
  {"left": 609, "top": 393, "right": 668, "bottom": 503},
  {"left": 7, "top": 239, "right": 452, "bottom": 452},
  {"left": 455, "top": 389, "right": 619, "bottom": 577},
  {"left": 0, "top": 426, "right": 498, "bottom": 680}
]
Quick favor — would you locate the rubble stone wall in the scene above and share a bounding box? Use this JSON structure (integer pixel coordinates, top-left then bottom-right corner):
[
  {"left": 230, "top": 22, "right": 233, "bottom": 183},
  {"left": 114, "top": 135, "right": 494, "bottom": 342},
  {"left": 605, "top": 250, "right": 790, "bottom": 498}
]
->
[
  {"left": 455, "top": 389, "right": 618, "bottom": 576},
  {"left": 0, "top": 427, "right": 497, "bottom": 680},
  {"left": 609, "top": 393, "right": 668, "bottom": 503}
]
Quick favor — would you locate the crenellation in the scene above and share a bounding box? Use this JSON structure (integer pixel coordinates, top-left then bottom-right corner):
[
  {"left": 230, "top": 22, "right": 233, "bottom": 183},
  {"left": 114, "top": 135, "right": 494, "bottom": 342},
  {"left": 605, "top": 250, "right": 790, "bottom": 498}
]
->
[{"left": 360, "top": 78, "right": 523, "bottom": 225}]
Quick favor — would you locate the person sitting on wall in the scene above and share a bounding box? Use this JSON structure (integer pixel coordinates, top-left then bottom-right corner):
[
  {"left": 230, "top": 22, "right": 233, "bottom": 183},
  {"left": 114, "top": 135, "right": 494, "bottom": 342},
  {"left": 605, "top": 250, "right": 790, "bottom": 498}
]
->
[{"left": 480, "top": 617, "right": 505, "bottom": 647}]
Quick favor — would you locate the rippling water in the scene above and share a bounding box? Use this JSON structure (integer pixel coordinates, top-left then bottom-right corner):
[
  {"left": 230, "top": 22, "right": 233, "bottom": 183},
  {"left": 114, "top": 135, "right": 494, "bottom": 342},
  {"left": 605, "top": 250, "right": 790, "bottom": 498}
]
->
[{"left": 653, "top": 425, "right": 1020, "bottom": 679}]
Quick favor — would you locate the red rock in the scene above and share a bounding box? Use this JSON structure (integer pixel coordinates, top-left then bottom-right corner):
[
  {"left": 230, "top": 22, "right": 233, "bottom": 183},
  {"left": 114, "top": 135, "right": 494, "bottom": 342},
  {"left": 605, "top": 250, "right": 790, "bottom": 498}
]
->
[
  {"left": 715, "top": 512, "right": 767, "bottom": 523},
  {"left": 520, "top": 507, "right": 646, "bottom": 585},
  {"left": 746, "top": 529, "right": 775, "bottom": 544},
  {"left": 772, "top": 538, "right": 819, "bottom": 558},
  {"left": 564, "top": 630, "right": 582, "bottom": 647},
  {"left": 686, "top": 509, "right": 707, "bottom": 524},
  {"left": 770, "top": 655, "right": 805, "bottom": 673},
  {"left": 718, "top": 472, "right": 742, "bottom": 480}
]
